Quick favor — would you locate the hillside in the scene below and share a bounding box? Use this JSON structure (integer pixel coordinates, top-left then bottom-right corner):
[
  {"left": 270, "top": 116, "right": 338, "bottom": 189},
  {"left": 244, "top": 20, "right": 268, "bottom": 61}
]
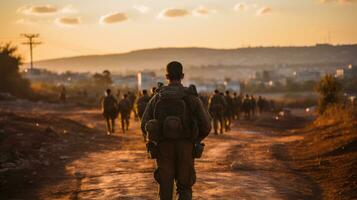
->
[
  {"left": 33, "top": 45, "right": 357, "bottom": 73},
  {"left": 274, "top": 106, "right": 357, "bottom": 200}
]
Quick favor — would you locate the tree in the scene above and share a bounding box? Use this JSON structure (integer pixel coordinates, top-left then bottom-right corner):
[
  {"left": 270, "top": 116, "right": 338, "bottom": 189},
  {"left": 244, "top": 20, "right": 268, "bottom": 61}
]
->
[
  {"left": 315, "top": 75, "right": 342, "bottom": 114},
  {"left": 0, "top": 43, "right": 32, "bottom": 98},
  {"left": 92, "top": 70, "right": 112, "bottom": 89}
]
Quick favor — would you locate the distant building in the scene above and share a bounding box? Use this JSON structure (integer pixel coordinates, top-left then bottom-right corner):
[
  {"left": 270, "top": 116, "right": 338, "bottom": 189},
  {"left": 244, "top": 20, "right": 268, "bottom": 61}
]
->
[{"left": 293, "top": 70, "right": 321, "bottom": 82}]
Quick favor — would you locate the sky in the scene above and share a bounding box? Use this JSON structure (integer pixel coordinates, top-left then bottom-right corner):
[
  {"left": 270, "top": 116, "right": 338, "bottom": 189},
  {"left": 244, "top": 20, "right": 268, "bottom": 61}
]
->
[{"left": 0, "top": 0, "right": 357, "bottom": 62}]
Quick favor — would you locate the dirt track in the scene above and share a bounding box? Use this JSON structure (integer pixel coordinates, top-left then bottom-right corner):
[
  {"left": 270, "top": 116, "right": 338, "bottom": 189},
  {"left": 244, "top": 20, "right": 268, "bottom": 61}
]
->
[
  {"left": 28, "top": 109, "right": 320, "bottom": 200},
  {"left": 0, "top": 102, "right": 320, "bottom": 199}
]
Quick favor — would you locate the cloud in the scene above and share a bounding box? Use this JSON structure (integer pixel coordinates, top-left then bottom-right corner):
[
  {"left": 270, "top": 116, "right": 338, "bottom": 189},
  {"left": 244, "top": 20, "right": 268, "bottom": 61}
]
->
[
  {"left": 56, "top": 17, "right": 81, "bottom": 26},
  {"left": 234, "top": 3, "right": 247, "bottom": 11},
  {"left": 18, "top": 5, "right": 59, "bottom": 15},
  {"left": 100, "top": 12, "right": 128, "bottom": 24},
  {"left": 193, "top": 6, "right": 216, "bottom": 16},
  {"left": 133, "top": 5, "right": 151, "bottom": 13},
  {"left": 18, "top": 4, "right": 78, "bottom": 16},
  {"left": 159, "top": 8, "right": 190, "bottom": 18},
  {"left": 320, "top": 0, "right": 357, "bottom": 4},
  {"left": 257, "top": 6, "right": 272, "bottom": 15}
]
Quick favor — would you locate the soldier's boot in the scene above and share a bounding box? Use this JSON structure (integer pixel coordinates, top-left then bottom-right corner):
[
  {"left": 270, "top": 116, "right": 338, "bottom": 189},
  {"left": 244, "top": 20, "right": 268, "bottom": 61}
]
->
[{"left": 177, "top": 189, "right": 192, "bottom": 200}]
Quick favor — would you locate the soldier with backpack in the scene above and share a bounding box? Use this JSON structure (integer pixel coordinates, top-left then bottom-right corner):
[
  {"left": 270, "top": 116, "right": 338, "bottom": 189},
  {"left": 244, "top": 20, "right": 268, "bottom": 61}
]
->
[
  {"left": 118, "top": 94, "right": 131, "bottom": 133},
  {"left": 141, "top": 61, "right": 211, "bottom": 200},
  {"left": 101, "top": 89, "right": 118, "bottom": 135},
  {"left": 137, "top": 90, "right": 151, "bottom": 119},
  {"left": 224, "top": 91, "right": 234, "bottom": 131},
  {"left": 209, "top": 90, "right": 226, "bottom": 135}
]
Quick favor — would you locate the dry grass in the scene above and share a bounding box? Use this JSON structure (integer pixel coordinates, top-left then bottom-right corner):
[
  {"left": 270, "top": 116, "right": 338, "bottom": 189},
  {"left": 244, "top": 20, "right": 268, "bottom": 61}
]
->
[{"left": 285, "top": 105, "right": 357, "bottom": 200}]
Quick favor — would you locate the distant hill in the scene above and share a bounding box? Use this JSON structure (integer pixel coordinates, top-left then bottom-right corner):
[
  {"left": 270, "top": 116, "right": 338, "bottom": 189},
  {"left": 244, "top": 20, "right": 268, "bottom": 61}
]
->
[{"left": 34, "top": 45, "right": 357, "bottom": 73}]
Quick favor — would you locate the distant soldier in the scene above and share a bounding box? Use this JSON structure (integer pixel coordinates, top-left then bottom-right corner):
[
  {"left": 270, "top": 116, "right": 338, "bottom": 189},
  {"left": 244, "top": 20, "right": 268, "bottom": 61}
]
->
[
  {"left": 101, "top": 89, "right": 118, "bottom": 135},
  {"left": 233, "top": 92, "right": 243, "bottom": 119},
  {"left": 209, "top": 90, "right": 226, "bottom": 134},
  {"left": 136, "top": 90, "right": 151, "bottom": 119},
  {"left": 257, "top": 96, "right": 264, "bottom": 114},
  {"left": 151, "top": 87, "right": 157, "bottom": 98},
  {"left": 224, "top": 91, "right": 234, "bottom": 131},
  {"left": 59, "top": 86, "right": 67, "bottom": 103},
  {"left": 141, "top": 61, "right": 211, "bottom": 200},
  {"left": 242, "top": 94, "right": 251, "bottom": 120},
  {"left": 118, "top": 94, "right": 131, "bottom": 133},
  {"left": 250, "top": 95, "right": 257, "bottom": 118},
  {"left": 127, "top": 91, "right": 138, "bottom": 119}
]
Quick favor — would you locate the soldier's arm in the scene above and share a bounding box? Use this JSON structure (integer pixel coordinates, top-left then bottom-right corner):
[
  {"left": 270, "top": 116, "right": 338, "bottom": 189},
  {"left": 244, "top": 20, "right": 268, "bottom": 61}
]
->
[
  {"left": 193, "top": 97, "right": 212, "bottom": 142},
  {"left": 140, "top": 95, "right": 157, "bottom": 138}
]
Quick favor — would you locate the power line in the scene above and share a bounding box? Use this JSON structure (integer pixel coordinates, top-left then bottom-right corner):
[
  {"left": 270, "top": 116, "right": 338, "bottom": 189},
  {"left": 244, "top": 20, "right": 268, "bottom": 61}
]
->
[{"left": 21, "top": 33, "right": 41, "bottom": 70}]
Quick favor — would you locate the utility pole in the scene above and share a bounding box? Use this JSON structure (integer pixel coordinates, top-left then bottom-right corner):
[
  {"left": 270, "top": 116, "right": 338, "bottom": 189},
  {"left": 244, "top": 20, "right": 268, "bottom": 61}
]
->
[{"left": 21, "top": 34, "right": 41, "bottom": 70}]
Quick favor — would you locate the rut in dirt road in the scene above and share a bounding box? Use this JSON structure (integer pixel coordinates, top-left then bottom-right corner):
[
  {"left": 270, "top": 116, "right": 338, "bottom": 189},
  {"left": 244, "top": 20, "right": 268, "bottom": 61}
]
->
[{"left": 38, "top": 111, "right": 319, "bottom": 200}]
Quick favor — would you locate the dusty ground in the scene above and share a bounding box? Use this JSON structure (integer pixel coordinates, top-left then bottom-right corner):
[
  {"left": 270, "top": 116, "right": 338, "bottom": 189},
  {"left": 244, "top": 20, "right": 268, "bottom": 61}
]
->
[{"left": 0, "top": 101, "right": 326, "bottom": 199}]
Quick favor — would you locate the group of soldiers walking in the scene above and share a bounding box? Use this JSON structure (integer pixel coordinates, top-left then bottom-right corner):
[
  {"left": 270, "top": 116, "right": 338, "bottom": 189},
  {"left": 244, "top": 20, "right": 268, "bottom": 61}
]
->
[
  {"left": 101, "top": 61, "right": 274, "bottom": 200},
  {"left": 204, "top": 90, "right": 271, "bottom": 134},
  {"left": 101, "top": 85, "right": 160, "bottom": 135}
]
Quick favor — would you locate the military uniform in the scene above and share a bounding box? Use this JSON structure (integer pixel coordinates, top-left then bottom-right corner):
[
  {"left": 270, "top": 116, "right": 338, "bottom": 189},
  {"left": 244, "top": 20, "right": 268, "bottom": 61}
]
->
[
  {"left": 209, "top": 93, "right": 226, "bottom": 134},
  {"left": 137, "top": 93, "right": 151, "bottom": 119},
  {"left": 224, "top": 92, "right": 234, "bottom": 131},
  {"left": 101, "top": 94, "right": 118, "bottom": 134},
  {"left": 118, "top": 97, "right": 131, "bottom": 133},
  {"left": 141, "top": 83, "right": 211, "bottom": 200}
]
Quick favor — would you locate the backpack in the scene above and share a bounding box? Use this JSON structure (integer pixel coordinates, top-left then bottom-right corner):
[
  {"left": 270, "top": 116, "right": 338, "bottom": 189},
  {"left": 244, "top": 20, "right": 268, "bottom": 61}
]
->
[
  {"left": 153, "top": 86, "right": 192, "bottom": 140},
  {"left": 119, "top": 99, "right": 131, "bottom": 114},
  {"left": 103, "top": 95, "right": 117, "bottom": 113},
  {"left": 137, "top": 95, "right": 150, "bottom": 114},
  {"left": 210, "top": 95, "right": 224, "bottom": 113}
]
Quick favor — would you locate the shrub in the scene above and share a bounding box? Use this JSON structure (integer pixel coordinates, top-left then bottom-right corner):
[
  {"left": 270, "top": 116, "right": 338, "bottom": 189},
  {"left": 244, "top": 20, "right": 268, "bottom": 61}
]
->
[{"left": 315, "top": 75, "right": 342, "bottom": 114}]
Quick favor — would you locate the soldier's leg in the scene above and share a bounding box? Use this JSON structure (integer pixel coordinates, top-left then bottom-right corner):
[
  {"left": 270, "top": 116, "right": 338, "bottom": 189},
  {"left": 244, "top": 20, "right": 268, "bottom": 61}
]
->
[
  {"left": 219, "top": 115, "right": 224, "bottom": 134},
  {"left": 213, "top": 116, "right": 218, "bottom": 135},
  {"left": 126, "top": 115, "right": 130, "bottom": 130},
  {"left": 105, "top": 116, "right": 111, "bottom": 134},
  {"left": 176, "top": 140, "right": 195, "bottom": 200},
  {"left": 120, "top": 114, "right": 125, "bottom": 133},
  {"left": 111, "top": 117, "right": 115, "bottom": 133},
  {"left": 156, "top": 141, "right": 175, "bottom": 200}
]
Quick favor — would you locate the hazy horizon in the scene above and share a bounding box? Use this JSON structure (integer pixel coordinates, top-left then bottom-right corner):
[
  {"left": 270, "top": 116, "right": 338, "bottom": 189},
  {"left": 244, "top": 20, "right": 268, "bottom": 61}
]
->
[{"left": 1, "top": 0, "right": 357, "bottom": 63}]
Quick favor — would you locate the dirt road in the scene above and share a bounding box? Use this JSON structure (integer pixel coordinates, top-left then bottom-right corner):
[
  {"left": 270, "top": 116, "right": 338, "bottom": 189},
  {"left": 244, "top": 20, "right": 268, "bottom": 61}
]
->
[{"left": 27, "top": 108, "right": 319, "bottom": 200}]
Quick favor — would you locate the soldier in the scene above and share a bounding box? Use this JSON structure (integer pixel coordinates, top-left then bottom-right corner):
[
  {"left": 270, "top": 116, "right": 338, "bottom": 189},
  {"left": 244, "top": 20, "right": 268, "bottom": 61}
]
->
[
  {"left": 224, "top": 91, "right": 234, "bottom": 131},
  {"left": 141, "top": 61, "right": 211, "bottom": 200},
  {"left": 101, "top": 89, "right": 118, "bottom": 135},
  {"left": 151, "top": 87, "right": 157, "bottom": 98},
  {"left": 233, "top": 92, "right": 242, "bottom": 119},
  {"left": 137, "top": 89, "right": 151, "bottom": 119},
  {"left": 209, "top": 90, "right": 226, "bottom": 134},
  {"left": 118, "top": 94, "right": 131, "bottom": 133},
  {"left": 257, "top": 96, "right": 264, "bottom": 115},
  {"left": 250, "top": 95, "right": 257, "bottom": 119},
  {"left": 59, "top": 86, "right": 67, "bottom": 103},
  {"left": 242, "top": 94, "right": 251, "bottom": 120},
  {"left": 127, "top": 91, "right": 138, "bottom": 119}
]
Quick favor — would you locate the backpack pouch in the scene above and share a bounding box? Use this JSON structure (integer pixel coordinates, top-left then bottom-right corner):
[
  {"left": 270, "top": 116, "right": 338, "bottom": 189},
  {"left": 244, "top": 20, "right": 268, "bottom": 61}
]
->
[{"left": 162, "top": 116, "right": 183, "bottom": 139}]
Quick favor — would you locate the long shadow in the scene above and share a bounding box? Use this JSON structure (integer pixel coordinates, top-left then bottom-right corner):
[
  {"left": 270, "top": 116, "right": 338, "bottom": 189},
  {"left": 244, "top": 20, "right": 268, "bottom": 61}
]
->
[{"left": 0, "top": 111, "right": 129, "bottom": 200}]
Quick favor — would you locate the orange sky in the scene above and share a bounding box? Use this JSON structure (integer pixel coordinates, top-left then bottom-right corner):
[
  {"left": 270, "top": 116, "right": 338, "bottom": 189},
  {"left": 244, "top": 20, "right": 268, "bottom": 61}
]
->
[{"left": 1, "top": 0, "right": 357, "bottom": 62}]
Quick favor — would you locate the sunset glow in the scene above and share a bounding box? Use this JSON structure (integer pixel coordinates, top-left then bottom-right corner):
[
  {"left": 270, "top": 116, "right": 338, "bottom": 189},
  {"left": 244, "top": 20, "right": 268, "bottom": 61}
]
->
[{"left": 1, "top": 0, "right": 357, "bottom": 61}]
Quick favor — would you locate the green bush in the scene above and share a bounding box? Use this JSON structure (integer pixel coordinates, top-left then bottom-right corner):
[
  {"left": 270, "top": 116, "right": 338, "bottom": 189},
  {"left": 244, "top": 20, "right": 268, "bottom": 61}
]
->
[
  {"left": 0, "top": 43, "right": 33, "bottom": 98},
  {"left": 315, "top": 75, "right": 342, "bottom": 114}
]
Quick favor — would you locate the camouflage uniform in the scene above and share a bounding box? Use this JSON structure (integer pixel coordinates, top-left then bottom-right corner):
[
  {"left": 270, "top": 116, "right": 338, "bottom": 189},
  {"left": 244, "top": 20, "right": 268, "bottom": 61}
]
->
[
  {"left": 137, "top": 93, "right": 151, "bottom": 119},
  {"left": 242, "top": 95, "right": 251, "bottom": 120},
  {"left": 224, "top": 92, "right": 234, "bottom": 131},
  {"left": 209, "top": 92, "right": 226, "bottom": 134},
  {"left": 118, "top": 96, "right": 131, "bottom": 133},
  {"left": 141, "top": 83, "right": 211, "bottom": 200},
  {"left": 101, "top": 94, "right": 118, "bottom": 134}
]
